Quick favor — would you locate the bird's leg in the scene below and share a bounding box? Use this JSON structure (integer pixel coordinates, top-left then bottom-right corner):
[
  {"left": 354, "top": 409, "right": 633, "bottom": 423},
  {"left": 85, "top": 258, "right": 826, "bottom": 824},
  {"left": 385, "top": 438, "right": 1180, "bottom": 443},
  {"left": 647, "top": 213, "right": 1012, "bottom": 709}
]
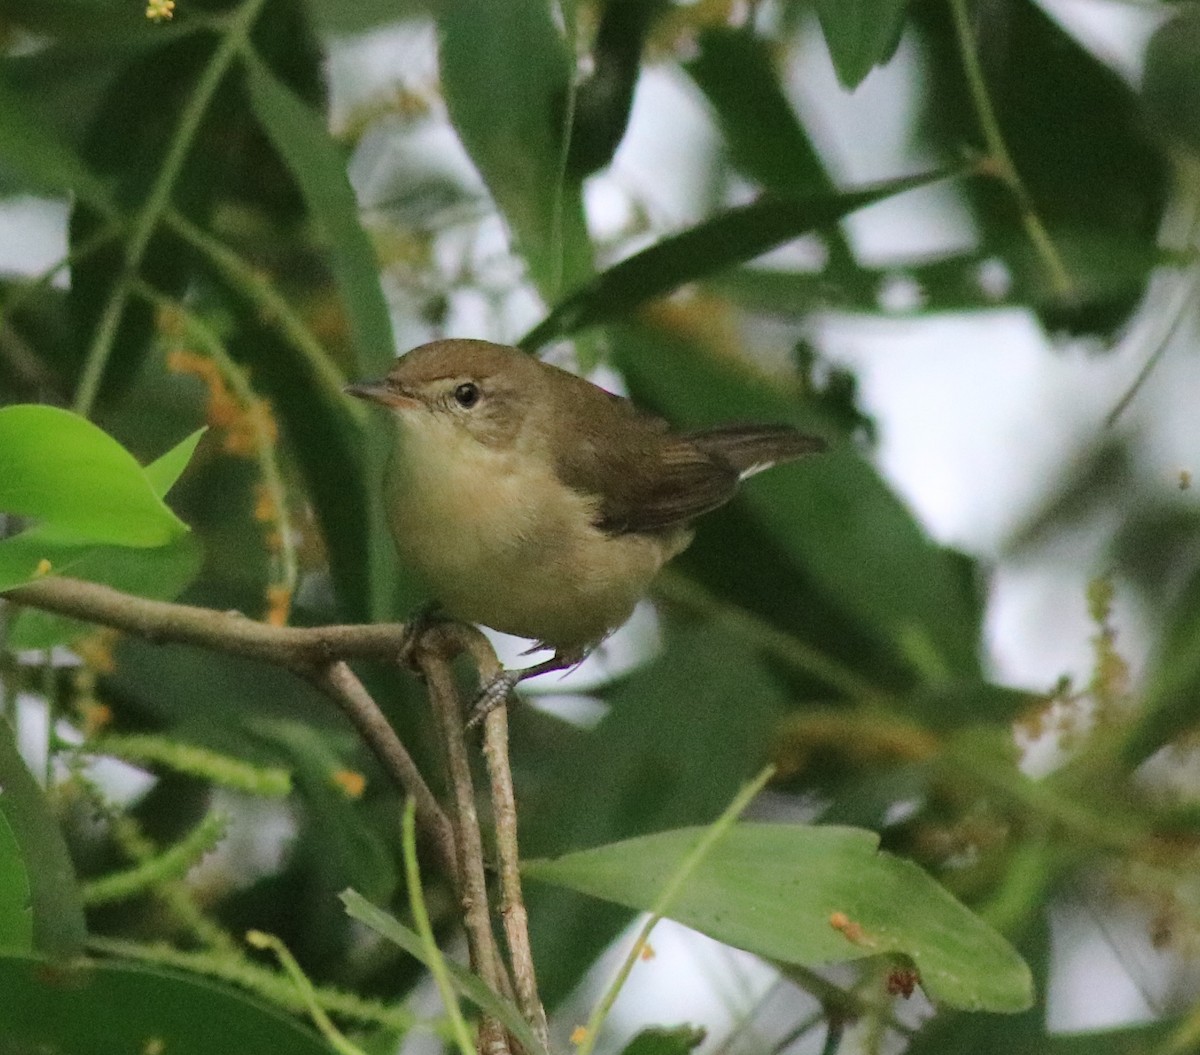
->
[
  {"left": 397, "top": 603, "right": 448, "bottom": 672},
  {"left": 466, "top": 649, "right": 584, "bottom": 729}
]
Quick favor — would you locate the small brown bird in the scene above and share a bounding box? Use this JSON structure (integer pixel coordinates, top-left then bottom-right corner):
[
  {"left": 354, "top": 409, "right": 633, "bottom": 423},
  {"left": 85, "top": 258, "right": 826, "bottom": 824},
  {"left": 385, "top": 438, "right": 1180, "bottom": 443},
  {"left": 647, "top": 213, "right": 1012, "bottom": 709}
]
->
[{"left": 347, "top": 339, "right": 825, "bottom": 711}]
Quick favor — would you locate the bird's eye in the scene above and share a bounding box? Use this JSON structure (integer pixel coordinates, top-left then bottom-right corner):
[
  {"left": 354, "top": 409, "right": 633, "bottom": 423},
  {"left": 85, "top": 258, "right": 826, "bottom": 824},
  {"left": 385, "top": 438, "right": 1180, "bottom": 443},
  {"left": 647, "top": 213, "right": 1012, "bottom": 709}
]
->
[{"left": 453, "top": 382, "right": 480, "bottom": 408}]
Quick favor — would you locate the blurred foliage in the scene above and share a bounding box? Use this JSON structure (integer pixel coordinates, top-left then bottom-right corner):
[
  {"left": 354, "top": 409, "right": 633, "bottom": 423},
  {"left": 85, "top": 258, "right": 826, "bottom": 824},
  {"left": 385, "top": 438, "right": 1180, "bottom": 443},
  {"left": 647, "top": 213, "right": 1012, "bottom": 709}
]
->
[{"left": 1, "top": 0, "right": 1200, "bottom": 1052}]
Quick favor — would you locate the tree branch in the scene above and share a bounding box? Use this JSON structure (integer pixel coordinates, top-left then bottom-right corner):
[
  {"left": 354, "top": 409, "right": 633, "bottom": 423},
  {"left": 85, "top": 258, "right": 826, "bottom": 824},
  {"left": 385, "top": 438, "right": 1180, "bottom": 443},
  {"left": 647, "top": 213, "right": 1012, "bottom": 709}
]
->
[{"left": 5, "top": 575, "right": 456, "bottom": 882}]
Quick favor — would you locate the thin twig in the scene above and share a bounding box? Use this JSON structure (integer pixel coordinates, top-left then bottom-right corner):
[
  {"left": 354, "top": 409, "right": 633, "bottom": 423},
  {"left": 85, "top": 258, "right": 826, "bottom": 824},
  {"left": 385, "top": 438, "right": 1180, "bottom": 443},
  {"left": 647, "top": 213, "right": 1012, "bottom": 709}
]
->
[
  {"left": 456, "top": 628, "right": 550, "bottom": 1050},
  {"left": 308, "top": 662, "right": 457, "bottom": 882},
  {"left": 414, "top": 624, "right": 514, "bottom": 1055}
]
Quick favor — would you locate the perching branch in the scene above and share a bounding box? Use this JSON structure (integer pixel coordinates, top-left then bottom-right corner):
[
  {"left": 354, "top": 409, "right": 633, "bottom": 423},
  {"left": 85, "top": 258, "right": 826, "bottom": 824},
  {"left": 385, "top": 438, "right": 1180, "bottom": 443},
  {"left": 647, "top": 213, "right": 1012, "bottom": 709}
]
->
[
  {"left": 7, "top": 575, "right": 549, "bottom": 1050},
  {"left": 5, "top": 575, "right": 457, "bottom": 882}
]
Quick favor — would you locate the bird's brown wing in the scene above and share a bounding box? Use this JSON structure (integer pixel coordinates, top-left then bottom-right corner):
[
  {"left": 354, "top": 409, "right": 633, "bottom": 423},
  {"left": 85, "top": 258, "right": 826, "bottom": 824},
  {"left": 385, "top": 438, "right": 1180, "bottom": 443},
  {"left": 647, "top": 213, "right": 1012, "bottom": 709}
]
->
[{"left": 555, "top": 416, "right": 740, "bottom": 536}]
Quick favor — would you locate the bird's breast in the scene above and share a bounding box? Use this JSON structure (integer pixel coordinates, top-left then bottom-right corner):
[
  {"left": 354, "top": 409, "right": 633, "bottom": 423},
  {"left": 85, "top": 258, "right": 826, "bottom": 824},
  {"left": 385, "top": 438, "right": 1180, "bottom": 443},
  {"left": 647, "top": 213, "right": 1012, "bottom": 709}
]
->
[{"left": 384, "top": 418, "right": 684, "bottom": 647}]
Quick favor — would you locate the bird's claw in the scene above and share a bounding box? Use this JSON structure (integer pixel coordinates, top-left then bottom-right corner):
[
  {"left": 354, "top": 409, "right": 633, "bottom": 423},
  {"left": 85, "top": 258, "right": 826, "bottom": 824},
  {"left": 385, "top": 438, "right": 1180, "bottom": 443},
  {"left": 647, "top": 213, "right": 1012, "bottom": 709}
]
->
[{"left": 466, "top": 670, "right": 520, "bottom": 730}]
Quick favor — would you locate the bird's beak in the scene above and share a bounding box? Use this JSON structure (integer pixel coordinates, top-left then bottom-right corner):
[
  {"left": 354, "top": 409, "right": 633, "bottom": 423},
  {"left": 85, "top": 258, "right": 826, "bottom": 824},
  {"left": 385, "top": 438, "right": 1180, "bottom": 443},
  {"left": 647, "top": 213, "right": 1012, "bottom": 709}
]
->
[{"left": 344, "top": 379, "right": 419, "bottom": 409}]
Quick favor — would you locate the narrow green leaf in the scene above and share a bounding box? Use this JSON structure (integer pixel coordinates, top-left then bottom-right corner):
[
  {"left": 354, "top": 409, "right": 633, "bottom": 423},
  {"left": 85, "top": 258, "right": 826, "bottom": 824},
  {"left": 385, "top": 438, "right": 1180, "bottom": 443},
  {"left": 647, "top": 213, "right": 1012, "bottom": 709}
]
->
[
  {"left": 143, "top": 426, "right": 207, "bottom": 498},
  {"left": 0, "top": 405, "right": 189, "bottom": 548},
  {"left": 815, "top": 0, "right": 910, "bottom": 90},
  {"left": 522, "top": 167, "right": 960, "bottom": 348},
  {"left": 340, "top": 890, "right": 548, "bottom": 1055},
  {"left": 438, "top": 0, "right": 592, "bottom": 297},
  {"left": 0, "top": 954, "right": 338, "bottom": 1054},
  {"left": 523, "top": 823, "right": 1032, "bottom": 1013},
  {"left": 245, "top": 59, "right": 395, "bottom": 377},
  {"left": 0, "top": 720, "right": 86, "bottom": 960},
  {"left": 0, "top": 811, "right": 33, "bottom": 953}
]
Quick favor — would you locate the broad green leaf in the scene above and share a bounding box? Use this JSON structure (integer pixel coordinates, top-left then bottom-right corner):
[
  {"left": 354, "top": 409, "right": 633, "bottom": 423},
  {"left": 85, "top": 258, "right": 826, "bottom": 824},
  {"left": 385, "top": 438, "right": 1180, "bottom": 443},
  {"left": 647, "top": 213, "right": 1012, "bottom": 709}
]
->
[
  {"left": 341, "top": 890, "right": 548, "bottom": 1055},
  {"left": 0, "top": 75, "right": 113, "bottom": 208},
  {"left": 245, "top": 59, "right": 395, "bottom": 377},
  {"left": 4, "top": 425, "right": 206, "bottom": 641},
  {"left": 516, "top": 624, "right": 790, "bottom": 1005},
  {"left": 815, "top": 0, "right": 910, "bottom": 90},
  {"left": 0, "top": 811, "right": 33, "bottom": 953},
  {"left": 0, "top": 405, "right": 189, "bottom": 547},
  {"left": 438, "top": 0, "right": 592, "bottom": 297},
  {"left": 0, "top": 719, "right": 86, "bottom": 959},
  {"left": 4, "top": 533, "right": 202, "bottom": 646},
  {"left": 1144, "top": 7, "right": 1200, "bottom": 154},
  {"left": 524, "top": 823, "right": 1032, "bottom": 1013},
  {"left": 0, "top": 954, "right": 336, "bottom": 1054},
  {"left": 521, "top": 167, "right": 960, "bottom": 349}
]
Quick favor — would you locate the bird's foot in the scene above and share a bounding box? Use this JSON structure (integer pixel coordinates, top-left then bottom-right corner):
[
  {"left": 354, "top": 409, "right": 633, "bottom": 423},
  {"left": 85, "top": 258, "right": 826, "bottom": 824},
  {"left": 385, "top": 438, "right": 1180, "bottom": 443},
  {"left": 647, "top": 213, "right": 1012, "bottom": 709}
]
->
[{"left": 465, "top": 650, "right": 582, "bottom": 730}]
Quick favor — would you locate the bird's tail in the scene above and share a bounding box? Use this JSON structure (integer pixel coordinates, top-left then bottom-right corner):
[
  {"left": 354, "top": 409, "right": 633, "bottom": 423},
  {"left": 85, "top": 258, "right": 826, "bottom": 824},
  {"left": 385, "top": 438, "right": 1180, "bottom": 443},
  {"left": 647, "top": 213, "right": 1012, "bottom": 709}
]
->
[{"left": 686, "top": 424, "right": 827, "bottom": 480}]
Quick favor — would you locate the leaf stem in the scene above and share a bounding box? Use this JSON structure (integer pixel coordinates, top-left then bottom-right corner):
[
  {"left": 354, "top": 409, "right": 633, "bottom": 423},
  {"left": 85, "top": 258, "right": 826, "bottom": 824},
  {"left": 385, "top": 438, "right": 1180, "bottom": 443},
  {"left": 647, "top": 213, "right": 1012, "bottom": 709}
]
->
[
  {"left": 575, "top": 764, "right": 776, "bottom": 1055},
  {"left": 72, "top": 0, "right": 271, "bottom": 416},
  {"left": 947, "top": 0, "right": 1073, "bottom": 300}
]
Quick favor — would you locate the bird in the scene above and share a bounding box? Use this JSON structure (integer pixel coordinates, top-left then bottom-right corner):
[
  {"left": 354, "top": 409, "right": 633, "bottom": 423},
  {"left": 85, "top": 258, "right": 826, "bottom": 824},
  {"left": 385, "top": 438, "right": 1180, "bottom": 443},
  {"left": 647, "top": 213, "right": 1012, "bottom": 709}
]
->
[{"left": 346, "top": 338, "right": 825, "bottom": 719}]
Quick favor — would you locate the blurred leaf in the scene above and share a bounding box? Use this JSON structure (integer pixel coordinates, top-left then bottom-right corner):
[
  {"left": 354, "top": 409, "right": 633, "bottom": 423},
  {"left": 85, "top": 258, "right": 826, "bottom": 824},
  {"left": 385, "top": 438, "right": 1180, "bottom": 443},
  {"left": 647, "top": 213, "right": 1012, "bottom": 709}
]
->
[
  {"left": 438, "top": 0, "right": 592, "bottom": 296},
  {"left": 619, "top": 1027, "right": 707, "bottom": 1055},
  {"left": 815, "top": 0, "right": 909, "bottom": 90},
  {"left": 524, "top": 822, "right": 1032, "bottom": 1012},
  {"left": 521, "top": 167, "right": 960, "bottom": 349},
  {"left": 685, "top": 29, "right": 836, "bottom": 198},
  {"left": 245, "top": 59, "right": 395, "bottom": 377},
  {"left": 567, "top": 0, "right": 667, "bottom": 177},
  {"left": 0, "top": 74, "right": 113, "bottom": 207},
  {"left": 713, "top": 234, "right": 1173, "bottom": 320},
  {"left": 0, "top": 720, "right": 86, "bottom": 959},
  {"left": 613, "top": 328, "right": 983, "bottom": 681},
  {"left": 341, "top": 890, "right": 548, "bottom": 1055},
  {"left": 250, "top": 721, "right": 396, "bottom": 903},
  {"left": 0, "top": 954, "right": 336, "bottom": 1054},
  {"left": 1119, "top": 560, "right": 1200, "bottom": 768},
  {"left": 1143, "top": 6, "right": 1200, "bottom": 154},
  {"left": 0, "top": 810, "right": 33, "bottom": 953}
]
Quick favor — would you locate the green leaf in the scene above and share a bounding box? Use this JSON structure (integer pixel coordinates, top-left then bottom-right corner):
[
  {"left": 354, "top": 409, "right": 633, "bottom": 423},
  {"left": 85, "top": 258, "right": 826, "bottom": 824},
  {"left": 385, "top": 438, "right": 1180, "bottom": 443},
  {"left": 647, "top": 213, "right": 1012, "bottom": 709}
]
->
[
  {"left": 340, "top": 890, "right": 548, "bottom": 1055},
  {"left": 619, "top": 1027, "right": 707, "bottom": 1055},
  {"left": 143, "top": 426, "right": 207, "bottom": 498},
  {"left": 815, "top": 0, "right": 910, "bottom": 89},
  {"left": 612, "top": 328, "right": 982, "bottom": 681},
  {"left": 523, "top": 823, "right": 1033, "bottom": 1013},
  {"left": 3, "top": 426, "right": 206, "bottom": 641},
  {"left": 245, "top": 59, "right": 395, "bottom": 377},
  {"left": 0, "top": 74, "right": 113, "bottom": 208},
  {"left": 438, "top": 0, "right": 592, "bottom": 297},
  {"left": 5, "top": 534, "right": 202, "bottom": 646},
  {"left": 0, "top": 719, "right": 86, "bottom": 959},
  {"left": 0, "top": 405, "right": 189, "bottom": 547},
  {"left": 0, "top": 811, "right": 33, "bottom": 953},
  {"left": 521, "top": 167, "right": 960, "bottom": 349},
  {"left": 0, "top": 954, "right": 337, "bottom": 1054},
  {"left": 516, "top": 624, "right": 790, "bottom": 1005}
]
